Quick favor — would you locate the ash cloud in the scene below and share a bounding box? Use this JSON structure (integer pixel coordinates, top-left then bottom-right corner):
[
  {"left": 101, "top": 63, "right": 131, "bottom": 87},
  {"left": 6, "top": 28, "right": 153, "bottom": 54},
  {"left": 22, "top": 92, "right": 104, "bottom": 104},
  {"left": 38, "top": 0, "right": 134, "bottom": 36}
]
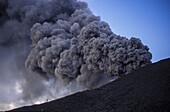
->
[{"left": 0, "top": 0, "right": 152, "bottom": 111}]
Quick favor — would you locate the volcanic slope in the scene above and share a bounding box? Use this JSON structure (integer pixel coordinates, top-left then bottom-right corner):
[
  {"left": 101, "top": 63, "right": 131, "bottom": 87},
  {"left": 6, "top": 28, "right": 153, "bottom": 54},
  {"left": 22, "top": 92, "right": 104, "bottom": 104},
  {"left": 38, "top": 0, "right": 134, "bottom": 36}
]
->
[{"left": 10, "top": 58, "right": 170, "bottom": 112}]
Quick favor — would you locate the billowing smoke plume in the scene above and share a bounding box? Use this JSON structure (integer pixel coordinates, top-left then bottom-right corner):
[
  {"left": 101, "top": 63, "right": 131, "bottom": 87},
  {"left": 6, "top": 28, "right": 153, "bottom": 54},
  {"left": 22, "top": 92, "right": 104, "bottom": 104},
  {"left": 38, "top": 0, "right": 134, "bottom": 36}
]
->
[
  {"left": 0, "top": 0, "right": 152, "bottom": 111},
  {"left": 25, "top": 1, "right": 152, "bottom": 88}
]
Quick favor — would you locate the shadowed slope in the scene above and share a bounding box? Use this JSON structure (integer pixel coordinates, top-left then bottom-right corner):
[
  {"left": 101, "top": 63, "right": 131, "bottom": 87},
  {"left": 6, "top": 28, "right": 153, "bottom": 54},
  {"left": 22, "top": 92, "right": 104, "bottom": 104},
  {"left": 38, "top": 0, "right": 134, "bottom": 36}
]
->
[{"left": 10, "top": 58, "right": 170, "bottom": 112}]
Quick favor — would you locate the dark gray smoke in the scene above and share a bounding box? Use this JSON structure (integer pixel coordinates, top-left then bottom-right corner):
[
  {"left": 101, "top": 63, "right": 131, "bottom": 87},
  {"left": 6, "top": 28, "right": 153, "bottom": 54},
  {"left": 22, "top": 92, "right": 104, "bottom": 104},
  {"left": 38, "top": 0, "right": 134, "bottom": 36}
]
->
[{"left": 0, "top": 0, "right": 152, "bottom": 110}]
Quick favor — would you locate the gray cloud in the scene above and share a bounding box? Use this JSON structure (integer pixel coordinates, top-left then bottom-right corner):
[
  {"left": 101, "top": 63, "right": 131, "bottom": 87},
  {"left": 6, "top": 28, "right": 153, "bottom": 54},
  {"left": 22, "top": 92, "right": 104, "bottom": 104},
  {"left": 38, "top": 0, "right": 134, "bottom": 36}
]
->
[{"left": 0, "top": 0, "right": 152, "bottom": 111}]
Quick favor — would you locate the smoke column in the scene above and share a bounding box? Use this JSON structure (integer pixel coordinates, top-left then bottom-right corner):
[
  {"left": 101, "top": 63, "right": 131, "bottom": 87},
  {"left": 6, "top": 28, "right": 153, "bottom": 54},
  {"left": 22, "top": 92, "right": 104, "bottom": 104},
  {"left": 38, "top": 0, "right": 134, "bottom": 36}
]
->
[{"left": 0, "top": 0, "right": 152, "bottom": 110}]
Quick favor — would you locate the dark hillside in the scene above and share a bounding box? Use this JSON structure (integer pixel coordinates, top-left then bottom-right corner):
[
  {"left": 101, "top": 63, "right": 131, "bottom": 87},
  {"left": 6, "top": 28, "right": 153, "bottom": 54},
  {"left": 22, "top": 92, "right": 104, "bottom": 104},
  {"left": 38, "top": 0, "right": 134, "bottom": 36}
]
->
[{"left": 10, "top": 58, "right": 170, "bottom": 112}]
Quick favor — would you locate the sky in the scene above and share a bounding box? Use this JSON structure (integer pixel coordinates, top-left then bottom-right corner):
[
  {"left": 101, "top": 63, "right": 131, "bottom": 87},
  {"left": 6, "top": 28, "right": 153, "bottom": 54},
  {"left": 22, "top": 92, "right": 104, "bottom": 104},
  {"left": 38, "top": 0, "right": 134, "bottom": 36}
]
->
[{"left": 86, "top": 0, "right": 170, "bottom": 62}]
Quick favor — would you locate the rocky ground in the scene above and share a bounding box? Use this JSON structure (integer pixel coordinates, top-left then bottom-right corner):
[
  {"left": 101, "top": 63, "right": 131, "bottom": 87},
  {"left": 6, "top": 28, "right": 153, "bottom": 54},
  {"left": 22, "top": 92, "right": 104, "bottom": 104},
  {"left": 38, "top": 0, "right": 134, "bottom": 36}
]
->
[{"left": 9, "top": 58, "right": 170, "bottom": 112}]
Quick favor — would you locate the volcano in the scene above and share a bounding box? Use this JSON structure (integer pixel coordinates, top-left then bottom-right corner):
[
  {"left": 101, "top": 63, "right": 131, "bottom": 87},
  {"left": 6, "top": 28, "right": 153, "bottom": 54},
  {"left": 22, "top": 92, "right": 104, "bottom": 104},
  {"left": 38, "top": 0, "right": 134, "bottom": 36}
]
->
[{"left": 9, "top": 58, "right": 170, "bottom": 112}]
